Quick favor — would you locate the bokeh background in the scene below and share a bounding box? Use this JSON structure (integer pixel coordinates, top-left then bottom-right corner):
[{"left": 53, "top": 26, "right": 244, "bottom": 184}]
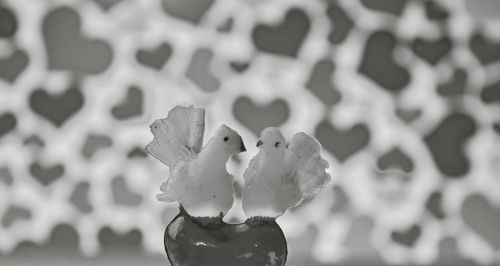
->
[{"left": 1, "top": 0, "right": 500, "bottom": 265}]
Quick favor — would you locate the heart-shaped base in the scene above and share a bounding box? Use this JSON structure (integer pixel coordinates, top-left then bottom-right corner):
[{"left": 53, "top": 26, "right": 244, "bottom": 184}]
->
[{"left": 164, "top": 208, "right": 287, "bottom": 266}]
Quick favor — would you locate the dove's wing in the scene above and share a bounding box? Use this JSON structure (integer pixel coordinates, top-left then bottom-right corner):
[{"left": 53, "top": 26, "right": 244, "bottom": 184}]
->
[
  {"left": 243, "top": 153, "right": 260, "bottom": 183},
  {"left": 286, "top": 132, "right": 331, "bottom": 200},
  {"left": 157, "top": 162, "right": 191, "bottom": 202},
  {"left": 146, "top": 106, "right": 205, "bottom": 168},
  {"left": 158, "top": 160, "right": 235, "bottom": 217}
]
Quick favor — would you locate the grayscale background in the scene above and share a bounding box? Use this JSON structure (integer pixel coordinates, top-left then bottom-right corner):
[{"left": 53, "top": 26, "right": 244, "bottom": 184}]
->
[{"left": 0, "top": 0, "right": 500, "bottom": 265}]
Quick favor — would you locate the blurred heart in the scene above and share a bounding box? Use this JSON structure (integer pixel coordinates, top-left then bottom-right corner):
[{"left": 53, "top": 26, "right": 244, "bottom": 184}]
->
[
  {"left": 165, "top": 208, "right": 287, "bottom": 266},
  {"left": 0, "top": 167, "right": 14, "bottom": 185},
  {"left": 93, "top": 0, "right": 123, "bottom": 10},
  {"left": 162, "top": 0, "right": 214, "bottom": 24},
  {"left": 360, "top": 0, "right": 408, "bottom": 16},
  {"left": 437, "top": 68, "right": 467, "bottom": 97},
  {"left": 127, "top": 147, "right": 147, "bottom": 158},
  {"left": 185, "top": 48, "right": 220, "bottom": 92},
  {"left": 462, "top": 194, "right": 500, "bottom": 249},
  {"left": 70, "top": 181, "right": 92, "bottom": 214},
  {"left": 469, "top": 33, "right": 500, "bottom": 65},
  {"left": 111, "top": 86, "right": 143, "bottom": 120},
  {"left": 481, "top": 79, "right": 500, "bottom": 104},
  {"left": 395, "top": 107, "right": 421, "bottom": 123},
  {"left": 306, "top": 59, "right": 341, "bottom": 105},
  {"left": 217, "top": 17, "right": 233, "bottom": 33},
  {"left": 81, "top": 134, "right": 112, "bottom": 159},
  {"left": 424, "top": 0, "right": 449, "bottom": 20},
  {"left": 233, "top": 97, "right": 289, "bottom": 136},
  {"left": 29, "top": 161, "right": 64, "bottom": 186},
  {"left": 29, "top": 87, "right": 84, "bottom": 127},
  {"left": 2, "top": 205, "right": 31, "bottom": 227},
  {"left": 391, "top": 224, "right": 421, "bottom": 247},
  {"left": 326, "top": 2, "right": 353, "bottom": 44},
  {"left": 43, "top": 7, "right": 112, "bottom": 74},
  {"left": 136, "top": 43, "right": 172, "bottom": 70},
  {"left": 229, "top": 61, "right": 250, "bottom": 73},
  {"left": 252, "top": 8, "right": 310, "bottom": 57},
  {"left": 494, "top": 123, "right": 500, "bottom": 135},
  {"left": 111, "top": 176, "right": 142, "bottom": 207},
  {"left": 23, "top": 135, "right": 45, "bottom": 150},
  {"left": 343, "top": 216, "right": 382, "bottom": 260},
  {"left": 327, "top": 186, "right": 350, "bottom": 215},
  {"left": 0, "top": 112, "right": 17, "bottom": 139},
  {"left": 377, "top": 147, "right": 414, "bottom": 173},
  {"left": 0, "top": 49, "right": 28, "bottom": 82},
  {"left": 98, "top": 227, "right": 142, "bottom": 251},
  {"left": 359, "top": 31, "right": 410, "bottom": 93},
  {"left": 412, "top": 36, "right": 452, "bottom": 65},
  {"left": 315, "top": 121, "right": 370, "bottom": 162},
  {"left": 426, "top": 191, "right": 445, "bottom": 220},
  {"left": 424, "top": 113, "right": 476, "bottom": 178},
  {"left": 0, "top": 5, "right": 17, "bottom": 38}
]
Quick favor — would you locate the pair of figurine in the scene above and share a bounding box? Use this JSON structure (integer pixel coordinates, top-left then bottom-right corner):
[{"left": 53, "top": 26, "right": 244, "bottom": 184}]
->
[{"left": 147, "top": 105, "right": 331, "bottom": 266}]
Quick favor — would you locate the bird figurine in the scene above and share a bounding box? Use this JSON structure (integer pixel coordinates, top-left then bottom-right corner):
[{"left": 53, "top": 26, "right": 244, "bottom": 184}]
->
[
  {"left": 146, "top": 108, "right": 330, "bottom": 266},
  {"left": 146, "top": 105, "right": 246, "bottom": 217},
  {"left": 242, "top": 127, "right": 331, "bottom": 218}
]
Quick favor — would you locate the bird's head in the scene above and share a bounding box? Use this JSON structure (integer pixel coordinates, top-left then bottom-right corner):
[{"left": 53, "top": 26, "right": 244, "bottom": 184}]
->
[
  {"left": 215, "top": 125, "right": 246, "bottom": 154},
  {"left": 256, "top": 127, "right": 286, "bottom": 154}
]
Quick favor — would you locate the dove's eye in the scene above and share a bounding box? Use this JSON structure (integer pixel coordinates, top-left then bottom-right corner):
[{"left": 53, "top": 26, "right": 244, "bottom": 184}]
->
[
  {"left": 223, "top": 137, "right": 229, "bottom": 142},
  {"left": 275, "top": 142, "right": 280, "bottom": 147}
]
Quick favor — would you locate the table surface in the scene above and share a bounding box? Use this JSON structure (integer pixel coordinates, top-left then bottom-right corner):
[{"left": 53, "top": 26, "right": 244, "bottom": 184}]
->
[{"left": 1, "top": 250, "right": 474, "bottom": 266}]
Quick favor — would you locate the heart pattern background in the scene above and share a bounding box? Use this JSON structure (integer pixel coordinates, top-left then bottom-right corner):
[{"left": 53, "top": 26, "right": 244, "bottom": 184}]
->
[
  {"left": 232, "top": 97, "right": 289, "bottom": 136},
  {"left": 252, "top": 9, "right": 310, "bottom": 58},
  {"left": 136, "top": 43, "right": 172, "bottom": 70},
  {"left": 0, "top": 113, "right": 17, "bottom": 139},
  {"left": 0, "top": 49, "right": 28, "bottom": 82},
  {"left": 1, "top": 0, "right": 500, "bottom": 266},
  {"left": 42, "top": 7, "right": 113, "bottom": 74},
  {"left": 29, "top": 87, "right": 84, "bottom": 127},
  {"left": 359, "top": 30, "right": 410, "bottom": 93}
]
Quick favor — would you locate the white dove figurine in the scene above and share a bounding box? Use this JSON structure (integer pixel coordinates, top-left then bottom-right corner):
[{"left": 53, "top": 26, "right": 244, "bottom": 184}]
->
[
  {"left": 146, "top": 105, "right": 246, "bottom": 217},
  {"left": 242, "top": 127, "right": 331, "bottom": 218}
]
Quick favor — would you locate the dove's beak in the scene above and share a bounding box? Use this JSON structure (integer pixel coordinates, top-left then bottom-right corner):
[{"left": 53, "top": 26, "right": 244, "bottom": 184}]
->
[
  {"left": 240, "top": 141, "right": 246, "bottom": 152},
  {"left": 256, "top": 139, "right": 263, "bottom": 147}
]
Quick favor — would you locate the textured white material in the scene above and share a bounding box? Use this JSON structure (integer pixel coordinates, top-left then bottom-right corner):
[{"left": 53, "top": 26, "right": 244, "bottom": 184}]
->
[
  {"left": 148, "top": 106, "right": 244, "bottom": 217},
  {"left": 242, "top": 127, "right": 330, "bottom": 218}
]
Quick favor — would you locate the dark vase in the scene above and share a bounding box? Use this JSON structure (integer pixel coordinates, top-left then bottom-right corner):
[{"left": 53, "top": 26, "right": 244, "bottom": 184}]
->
[{"left": 164, "top": 207, "right": 288, "bottom": 266}]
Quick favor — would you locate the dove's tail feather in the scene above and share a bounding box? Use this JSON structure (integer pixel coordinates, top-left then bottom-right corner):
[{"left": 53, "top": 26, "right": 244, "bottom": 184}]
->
[
  {"left": 288, "top": 132, "right": 331, "bottom": 200},
  {"left": 156, "top": 179, "right": 177, "bottom": 202},
  {"left": 156, "top": 191, "right": 176, "bottom": 202},
  {"left": 146, "top": 105, "right": 205, "bottom": 168},
  {"left": 297, "top": 156, "right": 330, "bottom": 199}
]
